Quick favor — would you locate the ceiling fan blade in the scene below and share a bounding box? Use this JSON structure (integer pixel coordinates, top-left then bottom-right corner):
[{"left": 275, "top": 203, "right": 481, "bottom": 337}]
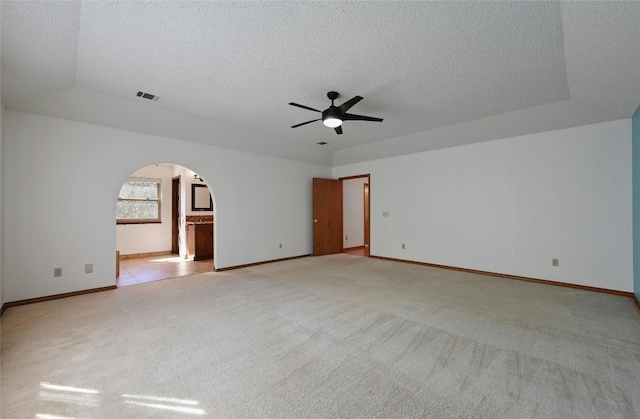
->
[
  {"left": 334, "top": 126, "right": 343, "bottom": 135},
  {"left": 338, "top": 96, "right": 363, "bottom": 113},
  {"left": 291, "top": 119, "right": 321, "bottom": 128},
  {"left": 343, "top": 113, "right": 383, "bottom": 122},
  {"left": 289, "top": 102, "right": 322, "bottom": 113}
]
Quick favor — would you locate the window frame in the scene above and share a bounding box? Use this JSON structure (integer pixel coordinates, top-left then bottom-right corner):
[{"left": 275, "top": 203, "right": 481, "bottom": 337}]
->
[{"left": 116, "top": 177, "right": 162, "bottom": 225}]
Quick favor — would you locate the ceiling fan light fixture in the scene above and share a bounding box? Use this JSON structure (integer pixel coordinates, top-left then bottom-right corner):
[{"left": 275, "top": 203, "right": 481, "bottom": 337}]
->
[{"left": 323, "top": 117, "right": 342, "bottom": 128}]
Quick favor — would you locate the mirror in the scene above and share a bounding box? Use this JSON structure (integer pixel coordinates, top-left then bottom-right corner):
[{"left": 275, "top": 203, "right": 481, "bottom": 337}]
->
[{"left": 191, "top": 184, "right": 213, "bottom": 211}]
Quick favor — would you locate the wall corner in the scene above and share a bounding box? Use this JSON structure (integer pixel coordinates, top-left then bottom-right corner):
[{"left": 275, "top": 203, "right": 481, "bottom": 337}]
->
[
  {"left": 0, "top": 104, "right": 5, "bottom": 309},
  {"left": 632, "top": 105, "right": 640, "bottom": 305}
]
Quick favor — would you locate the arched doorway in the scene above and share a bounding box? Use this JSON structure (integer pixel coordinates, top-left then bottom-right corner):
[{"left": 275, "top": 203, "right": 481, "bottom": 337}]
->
[{"left": 115, "top": 163, "right": 216, "bottom": 286}]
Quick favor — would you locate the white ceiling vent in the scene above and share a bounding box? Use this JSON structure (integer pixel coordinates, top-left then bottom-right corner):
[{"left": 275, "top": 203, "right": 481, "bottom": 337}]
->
[{"left": 136, "top": 91, "right": 163, "bottom": 102}]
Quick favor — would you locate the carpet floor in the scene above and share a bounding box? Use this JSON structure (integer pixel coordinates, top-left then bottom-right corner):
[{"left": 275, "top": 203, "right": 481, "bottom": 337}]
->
[{"left": 2, "top": 254, "right": 639, "bottom": 418}]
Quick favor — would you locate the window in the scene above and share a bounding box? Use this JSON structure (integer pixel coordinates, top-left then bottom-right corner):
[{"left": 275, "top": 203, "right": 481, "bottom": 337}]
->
[{"left": 116, "top": 178, "right": 161, "bottom": 224}]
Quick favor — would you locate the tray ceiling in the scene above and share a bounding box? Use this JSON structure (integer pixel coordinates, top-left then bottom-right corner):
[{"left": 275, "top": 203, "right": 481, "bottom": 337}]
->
[{"left": 2, "top": 1, "right": 638, "bottom": 166}]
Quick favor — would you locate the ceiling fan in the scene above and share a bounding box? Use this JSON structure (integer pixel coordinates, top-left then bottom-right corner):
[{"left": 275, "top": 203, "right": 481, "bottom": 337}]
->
[{"left": 289, "top": 91, "right": 383, "bottom": 135}]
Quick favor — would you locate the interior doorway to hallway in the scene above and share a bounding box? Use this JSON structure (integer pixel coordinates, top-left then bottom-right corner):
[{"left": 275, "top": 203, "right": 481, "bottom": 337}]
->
[
  {"left": 311, "top": 174, "right": 370, "bottom": 257},
  {"left": 341, "top": 174, "right": 371, "bottom": 257}
]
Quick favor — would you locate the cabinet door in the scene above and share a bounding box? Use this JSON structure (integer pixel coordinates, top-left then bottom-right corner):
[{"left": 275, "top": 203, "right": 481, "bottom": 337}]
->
[{"left": 194, "top": 224, "right": 213, "bottom": 260}]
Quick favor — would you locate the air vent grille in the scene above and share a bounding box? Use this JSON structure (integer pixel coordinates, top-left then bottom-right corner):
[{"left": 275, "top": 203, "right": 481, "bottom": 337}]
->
[{"left": 136, "top": 91, "right": 163, "bottom": 102}]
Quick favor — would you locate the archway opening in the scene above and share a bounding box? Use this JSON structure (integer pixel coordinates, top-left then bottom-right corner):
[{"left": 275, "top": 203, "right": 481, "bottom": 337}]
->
[{"left": 115, "top": 163, "right": 215, "bottom": 286}]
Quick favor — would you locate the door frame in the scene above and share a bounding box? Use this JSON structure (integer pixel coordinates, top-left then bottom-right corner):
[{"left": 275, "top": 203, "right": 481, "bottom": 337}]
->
[
  {"left": 171, "top": 175, "right": 180, "bottom": 254},
  {"left": 339, "top": 174, "right": 371, "bottom": 256},
  {"left": 364, "top": 182, "right": 370, "bottom": 256}
]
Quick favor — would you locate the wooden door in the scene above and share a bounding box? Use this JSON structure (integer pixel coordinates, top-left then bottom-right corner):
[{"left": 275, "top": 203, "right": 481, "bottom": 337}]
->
[
  {"left": 364, "top": 183, "right": 370, "bottom": 256},
  {"left": 313, "top": 178, "right": 343, "bottom": 256},
  {"left": 171, "top": 176, "right": 180, "bottom": 254}
]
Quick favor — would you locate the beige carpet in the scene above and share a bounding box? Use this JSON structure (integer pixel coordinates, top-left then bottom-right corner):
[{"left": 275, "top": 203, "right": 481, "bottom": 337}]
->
[{"left": 2, "top": 254, "right": 639, "bottom": 418}]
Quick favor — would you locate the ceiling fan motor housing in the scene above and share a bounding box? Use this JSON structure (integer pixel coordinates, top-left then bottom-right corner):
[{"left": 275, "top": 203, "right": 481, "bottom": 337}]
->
[{"left": 323, "top": 107, "right": 342, "bottom": 121}]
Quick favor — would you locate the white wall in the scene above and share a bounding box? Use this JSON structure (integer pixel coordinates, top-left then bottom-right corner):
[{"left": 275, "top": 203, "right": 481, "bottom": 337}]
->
[
  {"left": 343, "top": 177, "right": 367, "bottom": 248},
  {"left": 115, "top": 164, "right": 174, "bottom": 255},
  {"left": 334, "top": 119, "right": 633, "bottom": 292},
  {"left": 3, "top": 111, "right": 331, "bottom": 301}
]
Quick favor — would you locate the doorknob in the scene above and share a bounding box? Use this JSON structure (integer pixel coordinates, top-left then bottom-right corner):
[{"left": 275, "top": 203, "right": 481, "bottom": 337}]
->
[{"left": 313, "top": 219, "right": 318, "bottom": 223}]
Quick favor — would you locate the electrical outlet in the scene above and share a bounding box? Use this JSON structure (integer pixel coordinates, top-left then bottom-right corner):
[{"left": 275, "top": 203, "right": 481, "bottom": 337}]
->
[
  {"left": 552, "top": 258, "right": 559, "bottom": 267},
  {"left": 85, "top": 264, "right": 93, "bottom": 274},
  {"left": 279, "top": 243, "right": 282, "bottom": 249},
  {"left": 402, "top": 244, "right": 405, "bottom": 249},
  {"left": 54, "top": 268, "right": 62, "bottom": 277}
]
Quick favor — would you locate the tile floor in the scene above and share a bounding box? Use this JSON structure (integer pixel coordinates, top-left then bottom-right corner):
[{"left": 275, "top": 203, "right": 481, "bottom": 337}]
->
[{"left": 117, "top": 255, "right": 214, "bottom": 286}]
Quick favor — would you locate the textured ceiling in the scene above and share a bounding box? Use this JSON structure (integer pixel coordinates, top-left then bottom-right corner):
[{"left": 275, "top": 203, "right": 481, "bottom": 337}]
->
[{"left": 2, "top": 1, "right": 639, "bottom": 166}]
